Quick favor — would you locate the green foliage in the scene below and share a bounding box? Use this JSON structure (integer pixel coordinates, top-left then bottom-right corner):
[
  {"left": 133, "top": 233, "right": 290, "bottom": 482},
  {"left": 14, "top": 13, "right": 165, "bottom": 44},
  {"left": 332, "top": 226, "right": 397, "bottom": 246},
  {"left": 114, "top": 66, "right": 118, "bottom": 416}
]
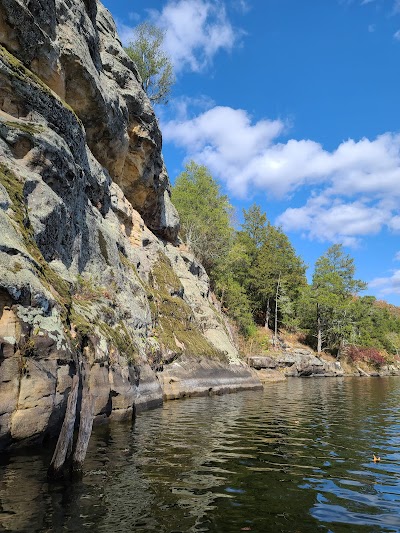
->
[
  {"left": 124, "top": 22, "right": 175, "bottom": 104},
  {"left": 217, "top": 277, "right": 255, "bottom": 337},
  {"left": 19, "top": 338, "right": 37, "bottom": 358},
  {"left": 250, "top": 222, "right": 306, "bottom": 327},
  {"left": 304, "top": 244, "right": 367, "bottom": 354},
  {"left": 172, "top": 161, "right": 233, "bottom": 272},
  {"left": 241, "top": 204, "right": 267, "bottom": 250}
]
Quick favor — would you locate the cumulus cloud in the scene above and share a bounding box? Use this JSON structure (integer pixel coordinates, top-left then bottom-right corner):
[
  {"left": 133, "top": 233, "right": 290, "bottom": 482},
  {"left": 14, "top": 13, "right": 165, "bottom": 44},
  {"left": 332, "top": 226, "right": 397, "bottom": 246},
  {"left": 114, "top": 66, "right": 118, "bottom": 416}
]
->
[
  {"left": 163, "top": 104, "right": 400, "bottom": 244},
  {"left": 276, "top": 197, "right": 390, "bottom": 246},
  {"left": 119, "top": 1, "right": 240, "bottom": 73},
  {"left": 369, "top": 270, "right": 400, "bottom": 295},
  {"left": 154, "top": 0, "right": 239, "bottom": 72},
  {"left": 164, "top": 105, "right": 400, "bottom": 198}
]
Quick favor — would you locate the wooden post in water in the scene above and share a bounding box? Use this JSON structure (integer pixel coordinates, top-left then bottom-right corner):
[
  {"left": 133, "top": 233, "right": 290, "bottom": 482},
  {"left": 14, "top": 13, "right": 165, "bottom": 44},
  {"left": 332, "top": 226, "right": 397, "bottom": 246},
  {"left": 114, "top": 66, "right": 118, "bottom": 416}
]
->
[
  {"left": 72, "top": 386, "right": 94, "bottom": 472},
  {"left": 48, "top": 374, "right": 79, "bottom": 479}
]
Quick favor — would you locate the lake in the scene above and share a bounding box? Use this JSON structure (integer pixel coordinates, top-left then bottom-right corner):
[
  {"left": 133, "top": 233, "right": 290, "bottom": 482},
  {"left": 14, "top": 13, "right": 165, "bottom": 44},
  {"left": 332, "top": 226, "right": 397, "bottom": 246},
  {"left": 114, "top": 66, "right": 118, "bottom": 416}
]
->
[{"left": 1, "top": 377, "right": 400, "bottom": 532}]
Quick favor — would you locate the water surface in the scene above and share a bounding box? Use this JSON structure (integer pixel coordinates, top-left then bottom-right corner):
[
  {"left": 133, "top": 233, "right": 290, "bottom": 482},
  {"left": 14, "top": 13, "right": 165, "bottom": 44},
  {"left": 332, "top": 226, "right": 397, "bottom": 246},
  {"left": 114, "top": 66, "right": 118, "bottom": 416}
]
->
[{"left": 1, "top": 377, "right": 400, "bottom": 532}]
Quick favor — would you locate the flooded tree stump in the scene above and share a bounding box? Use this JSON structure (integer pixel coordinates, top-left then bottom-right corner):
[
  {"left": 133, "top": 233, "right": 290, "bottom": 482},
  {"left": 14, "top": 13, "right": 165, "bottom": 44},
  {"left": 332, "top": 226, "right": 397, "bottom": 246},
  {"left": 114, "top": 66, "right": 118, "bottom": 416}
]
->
[
  {"left": 47, "top": 374, "right": 79, "bottom": 479},
  {"left": 72, "top": 387, "right": 94, "bottom": 472}
]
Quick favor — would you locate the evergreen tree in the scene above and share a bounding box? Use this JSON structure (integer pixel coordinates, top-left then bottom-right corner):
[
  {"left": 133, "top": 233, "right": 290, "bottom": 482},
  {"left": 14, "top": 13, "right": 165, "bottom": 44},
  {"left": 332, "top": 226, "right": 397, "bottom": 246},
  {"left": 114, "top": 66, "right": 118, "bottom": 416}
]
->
[
  {"left": 309, "top": 244, "right": 366, "bottom": 354},
  {"left": 241, "top": 204, "right": 267, "bottom": 250},
  {"left": 250, "top": 223, "right": 306, "bottom": 330},
  {"left": 172, "top": 161, "right": 233, "bottom": 273}
]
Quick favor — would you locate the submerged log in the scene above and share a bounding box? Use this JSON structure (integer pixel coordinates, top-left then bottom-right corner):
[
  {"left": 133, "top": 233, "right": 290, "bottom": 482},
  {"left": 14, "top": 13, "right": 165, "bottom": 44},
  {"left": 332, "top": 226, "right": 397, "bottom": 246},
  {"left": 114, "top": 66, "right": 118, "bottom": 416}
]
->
[
  {"left": 356, "top": 366, "right": 370, "bottom": 377},
  {"left": 72, "top": 388, "right": 94, "bottom": 472},
  {"left": 48, "top": 374, "right": 79, "bottom": 479}
]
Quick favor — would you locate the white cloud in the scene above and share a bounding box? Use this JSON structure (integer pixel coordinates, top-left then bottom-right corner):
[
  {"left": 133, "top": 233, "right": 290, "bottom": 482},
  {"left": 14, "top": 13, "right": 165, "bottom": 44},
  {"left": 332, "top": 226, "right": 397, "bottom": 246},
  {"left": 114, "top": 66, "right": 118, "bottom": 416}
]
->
[
  {"left": 116, "top": 0, "right": 238, "bottom": 73},
  {"left": 128, "top": 12, "right": 140, "bottom": 22},
  {"left": 369, "top": 269, "right": 400, "bottom": 295},
  {"left": 233, "top": 0, "right": 251, "bottom": 13},
  {"left": 164, "top": 105, "right": 400, "bottom": 198},
  {"left": 277, "top": 197, "right": 389, "bottom": 246},
  {"left": 389, "top": 215, "right": 400, "bottom": 231},
  {"left": 118, "top": 1, "right": 239, "bottom": 72},
  {"left": 164, "top": 104, "right": 400, "bottom": 244},
  {"left": 394, "top": 29, "right": 400, "bottom": 40},
  {"left": 368, "top": 23, "right": 376, "bottom": 32},
  {"left": 394, "top": 251, "right": 400, "bottom": 261}
]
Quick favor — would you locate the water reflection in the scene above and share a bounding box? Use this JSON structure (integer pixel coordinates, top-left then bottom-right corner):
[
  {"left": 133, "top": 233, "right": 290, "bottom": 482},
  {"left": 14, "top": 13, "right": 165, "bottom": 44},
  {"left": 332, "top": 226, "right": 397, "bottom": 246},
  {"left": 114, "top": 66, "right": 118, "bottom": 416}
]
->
[{"left": 1, "top": 378, "right": 400, "bottom": 532}]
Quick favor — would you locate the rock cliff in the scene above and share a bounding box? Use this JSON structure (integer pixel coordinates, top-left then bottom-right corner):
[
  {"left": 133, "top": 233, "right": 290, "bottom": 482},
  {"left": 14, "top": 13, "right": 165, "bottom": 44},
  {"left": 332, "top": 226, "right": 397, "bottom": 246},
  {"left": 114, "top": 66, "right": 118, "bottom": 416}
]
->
[{"left": 0, "top": 0, "right": 260, "bottom": 451}]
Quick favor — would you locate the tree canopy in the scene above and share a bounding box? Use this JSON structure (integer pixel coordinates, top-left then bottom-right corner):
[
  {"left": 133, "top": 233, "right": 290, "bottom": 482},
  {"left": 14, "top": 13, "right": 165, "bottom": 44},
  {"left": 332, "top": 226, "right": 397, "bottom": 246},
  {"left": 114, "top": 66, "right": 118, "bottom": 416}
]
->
[
  {"left": 171, "top": 161, "right": 233, "bottom": 272},
  {"left": 306, "top": 244, "right": 367, "bottom": 354},
  {"left": 124, "top": 22, "right": 174, "bottom": 104},
  {"left": 171, "top": 163, "right": 400, "bottom": 353}
]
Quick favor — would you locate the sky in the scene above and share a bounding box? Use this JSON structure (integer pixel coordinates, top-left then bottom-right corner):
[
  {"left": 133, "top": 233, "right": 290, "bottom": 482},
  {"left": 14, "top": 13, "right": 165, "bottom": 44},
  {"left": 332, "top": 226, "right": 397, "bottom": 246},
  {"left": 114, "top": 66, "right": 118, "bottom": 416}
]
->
[{"left": 102, "top": 0, "right": 400, "bottom": 305}]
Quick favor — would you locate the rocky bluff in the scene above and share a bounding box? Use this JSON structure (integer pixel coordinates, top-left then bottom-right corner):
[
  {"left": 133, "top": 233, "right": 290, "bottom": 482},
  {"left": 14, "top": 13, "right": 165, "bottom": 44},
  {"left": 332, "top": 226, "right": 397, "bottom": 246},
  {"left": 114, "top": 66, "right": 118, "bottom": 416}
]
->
[{"left": 0, "top": 0, "right": 260, "bottom": 451}]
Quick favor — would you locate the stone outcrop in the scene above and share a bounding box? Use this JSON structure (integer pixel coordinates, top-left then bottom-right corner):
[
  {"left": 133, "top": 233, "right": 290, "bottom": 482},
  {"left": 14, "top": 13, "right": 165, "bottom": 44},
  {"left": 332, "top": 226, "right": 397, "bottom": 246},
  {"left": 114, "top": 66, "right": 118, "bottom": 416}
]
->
[
  {"left": 158, "top": 357, "right": 262, "bottom": 400},
  {"left": 0, "top": 0, "right": 261, "bottom": 451},
  {"left": 249, "top": 350, "right": 344, "bottom": 378}
]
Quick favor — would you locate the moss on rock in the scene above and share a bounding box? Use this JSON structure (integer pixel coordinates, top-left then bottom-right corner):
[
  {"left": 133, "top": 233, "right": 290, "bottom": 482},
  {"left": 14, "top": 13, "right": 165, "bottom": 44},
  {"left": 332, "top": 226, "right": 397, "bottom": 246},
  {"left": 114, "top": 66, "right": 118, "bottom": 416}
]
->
[
  {"left": 0, "top": 162, "right": 71, "bottom": 314},
  {"left": 150, "top": 252, "right": 224, "bottom": 360}
]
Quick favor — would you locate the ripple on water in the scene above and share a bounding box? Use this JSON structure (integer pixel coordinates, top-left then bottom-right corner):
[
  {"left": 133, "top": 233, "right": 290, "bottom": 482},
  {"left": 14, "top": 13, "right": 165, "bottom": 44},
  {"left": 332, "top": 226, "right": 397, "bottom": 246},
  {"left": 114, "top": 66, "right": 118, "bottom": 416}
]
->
[{"left": 1, "top": 378, "right": 400, "bottom": 532}]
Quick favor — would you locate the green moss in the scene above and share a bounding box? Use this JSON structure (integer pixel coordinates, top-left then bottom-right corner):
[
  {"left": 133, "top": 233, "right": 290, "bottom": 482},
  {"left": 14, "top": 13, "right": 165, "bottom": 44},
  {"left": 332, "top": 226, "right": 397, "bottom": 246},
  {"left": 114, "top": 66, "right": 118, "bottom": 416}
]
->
[
  {"left": 2, "top": 120, "right": 44, "bottom": 136},
  {"left": 98, "top": 321, "right": 139, "bottom": 363},
  {"left": 0, "top": 162, "right": 71, "bottom": 316},
  {"left": 155, "top": 293, "right": 224, "bottom": 359},
  {"left": 150, "top": 252, "right": 224, "bottom": 360},
  {"left": 74, "top": 274, "right": 103, "bottom": 301},
  {"left": 0, "top": 45, "right": 81, "bottom": 123},
  {"left": 151, "top": 252, "right": 183, "bottom": 295},
  {"left": 0, "top": 162, "right": 25, "bottom": 226},
  {"left": 69, "top": 307, "right": 92, "bottom": 339}
]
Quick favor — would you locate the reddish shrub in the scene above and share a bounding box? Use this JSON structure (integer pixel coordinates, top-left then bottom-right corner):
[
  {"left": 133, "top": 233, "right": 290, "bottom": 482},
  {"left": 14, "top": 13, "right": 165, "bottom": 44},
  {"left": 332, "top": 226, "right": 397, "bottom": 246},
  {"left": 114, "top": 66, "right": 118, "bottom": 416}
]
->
[{"left": 346, "top": 346, "right": 386, "bottom": 368}]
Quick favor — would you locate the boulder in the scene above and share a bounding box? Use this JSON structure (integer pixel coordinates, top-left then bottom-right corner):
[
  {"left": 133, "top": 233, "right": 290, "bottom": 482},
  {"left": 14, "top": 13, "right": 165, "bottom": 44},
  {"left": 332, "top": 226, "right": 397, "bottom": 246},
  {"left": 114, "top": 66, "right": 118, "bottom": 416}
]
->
[{"left": 248, "top": 356, "right": 277, "bottom": 369}]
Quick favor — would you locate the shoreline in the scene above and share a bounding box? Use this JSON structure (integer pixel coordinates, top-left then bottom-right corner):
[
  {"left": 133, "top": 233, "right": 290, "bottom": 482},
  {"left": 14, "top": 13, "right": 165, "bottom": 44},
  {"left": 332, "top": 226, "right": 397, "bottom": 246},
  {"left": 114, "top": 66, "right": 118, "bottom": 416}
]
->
[{"left": 4, "top": 355, "right": 399, "bottom": 455}]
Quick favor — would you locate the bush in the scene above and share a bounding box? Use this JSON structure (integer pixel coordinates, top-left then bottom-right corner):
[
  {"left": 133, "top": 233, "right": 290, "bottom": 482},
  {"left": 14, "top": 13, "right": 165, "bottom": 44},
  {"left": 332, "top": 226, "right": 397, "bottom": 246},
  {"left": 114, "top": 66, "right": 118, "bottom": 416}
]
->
[{"left": 346, "top": 345, "right": 386, "bottom": 368}]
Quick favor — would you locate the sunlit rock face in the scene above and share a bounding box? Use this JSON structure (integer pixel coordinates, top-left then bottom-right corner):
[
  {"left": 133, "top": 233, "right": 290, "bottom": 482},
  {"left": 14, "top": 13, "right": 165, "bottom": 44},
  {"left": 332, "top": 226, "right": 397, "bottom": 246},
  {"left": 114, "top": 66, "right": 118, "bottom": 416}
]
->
[
  {"left": 0, "top": 0, "right": 259, "bottom": 450},
  {"left": 0, "top": 0, "right": 179, "bottom": 240}
]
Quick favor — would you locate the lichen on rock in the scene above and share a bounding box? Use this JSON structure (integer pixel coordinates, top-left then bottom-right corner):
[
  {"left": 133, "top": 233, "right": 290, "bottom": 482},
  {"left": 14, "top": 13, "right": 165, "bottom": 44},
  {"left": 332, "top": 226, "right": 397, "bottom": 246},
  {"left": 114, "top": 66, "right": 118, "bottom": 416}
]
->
[{"left": 0, "top": 0, "right": 260, "bottom": 451}]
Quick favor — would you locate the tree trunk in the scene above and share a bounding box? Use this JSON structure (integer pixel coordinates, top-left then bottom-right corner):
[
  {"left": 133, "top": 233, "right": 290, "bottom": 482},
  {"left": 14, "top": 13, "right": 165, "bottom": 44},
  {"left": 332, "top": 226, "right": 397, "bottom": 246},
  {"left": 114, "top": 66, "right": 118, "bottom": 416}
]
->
[
  {"left": 72, "top": 388, "right": 94, "bottom": 472},
  {"left": 273, "top": 275, "right": 281, "bottom": 347},
  {"left": 317, "top": 303, "right": 322, "bottom": 355},
  {"left": 48, "top": 374, "right": 79, "bottom": 479},
  {"left": 264, "top": 298, "right": 270, "bottom": 330}
]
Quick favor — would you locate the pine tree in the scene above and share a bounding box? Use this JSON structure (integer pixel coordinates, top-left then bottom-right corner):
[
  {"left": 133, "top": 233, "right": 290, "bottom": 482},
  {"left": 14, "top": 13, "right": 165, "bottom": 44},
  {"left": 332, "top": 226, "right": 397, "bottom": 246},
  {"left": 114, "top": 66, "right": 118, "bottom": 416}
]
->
[
  {"left": 172, "top": 161, "right": 233, "bottom": 273},
  {"left": 310, "top": 244, "right": 366, "bottom": 354}
]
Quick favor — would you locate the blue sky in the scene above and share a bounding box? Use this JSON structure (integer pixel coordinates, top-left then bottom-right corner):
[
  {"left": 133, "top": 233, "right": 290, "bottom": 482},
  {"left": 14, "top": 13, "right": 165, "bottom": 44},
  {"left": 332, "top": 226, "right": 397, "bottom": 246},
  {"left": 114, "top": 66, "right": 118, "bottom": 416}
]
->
[{"left": 102, "top": 0, "right": 400, "bottom": 304}]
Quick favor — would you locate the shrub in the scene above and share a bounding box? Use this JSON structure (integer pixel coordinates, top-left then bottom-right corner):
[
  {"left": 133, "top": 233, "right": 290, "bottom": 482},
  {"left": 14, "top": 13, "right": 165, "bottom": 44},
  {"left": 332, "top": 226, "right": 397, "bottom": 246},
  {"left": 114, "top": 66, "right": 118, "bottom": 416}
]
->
[{"left": 346, "top": 345, "right": 386, "bottom": 368}]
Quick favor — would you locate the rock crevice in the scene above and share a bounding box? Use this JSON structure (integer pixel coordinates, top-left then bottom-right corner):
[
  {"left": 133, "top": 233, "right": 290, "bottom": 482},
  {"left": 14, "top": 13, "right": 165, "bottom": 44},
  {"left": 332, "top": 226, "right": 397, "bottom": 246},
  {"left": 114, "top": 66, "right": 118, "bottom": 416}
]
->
[{"left": 0, "top": 0, "right": 260, "bottom": 451}]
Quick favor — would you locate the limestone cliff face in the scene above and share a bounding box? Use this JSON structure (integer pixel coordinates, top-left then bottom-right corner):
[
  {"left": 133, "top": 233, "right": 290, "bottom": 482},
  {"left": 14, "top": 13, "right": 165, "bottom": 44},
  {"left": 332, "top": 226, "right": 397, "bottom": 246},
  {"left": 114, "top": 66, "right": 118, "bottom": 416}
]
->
[{"left": 0, "top": 0, "right": 260, "bottom": 449}]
